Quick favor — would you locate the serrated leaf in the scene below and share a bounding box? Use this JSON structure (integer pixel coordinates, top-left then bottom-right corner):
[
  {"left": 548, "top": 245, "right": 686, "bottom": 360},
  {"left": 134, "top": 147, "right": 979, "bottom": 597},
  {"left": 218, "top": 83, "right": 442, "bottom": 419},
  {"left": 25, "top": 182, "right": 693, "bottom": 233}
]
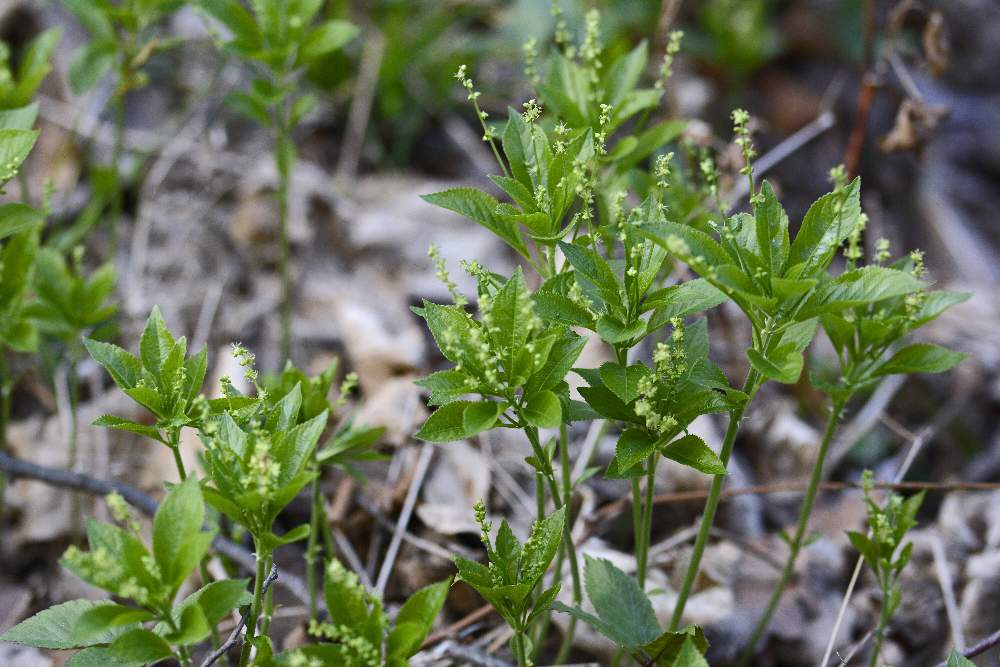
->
[
  {"left": 746, "top": 345, "right": 803, "bottom": 384},
  {"left": 299, "top": 19, "right": 359, "bottom": 63},
  {"left": 612, "top": 428, "right": 659, "bottom": 474},
  {"left": 799, "top": 266, "right": 924, "bottom": 318},
  {"left": 92, "top": 415, "right": 163, "bottom": 442},
  {"left": 522, "top": 389, "right": 562, "bottom": 429},
  {"left": 415, "top": 401, "right": 481, "bottom": 442},
  {"left": 108, "top": 628, "right": 173, "bottom": 663},
  {"left": 70, "top": 604, "right": 152, "bottom": 644},
  {"left": 599, "top": 362, "right": 651, "bottom": 405},
  {"left": 662, "top": 434, "right": 725, "bottom": 475},
  {"left": 947, "top": 650, "right": 975, "bottom": 667},
  {"left": 0, "top": 600, "right": 130, "bottom": 649},
  {"left": 422, "top": 188, "right": 528, "bottom": 259},
  {"left": 787, "top": 178, "right": 861, "bottom": 273},
  {"left": 596, "top": 315, "right": 646, "bottom": 344},
  {"left": 153, "top": 476, "right": 205, "bottom": 590},
  {"left": 873, "top": 343, "right": 966, "bottom": 377},
  {"left": 581, "top": 555, "right": 661, "bottom": 649},
  {"left": 462, "top": 400, "right": 505, "bottom": 436},
  {"left": 642, "top": 626, "right": 709, "bottom": 666}
]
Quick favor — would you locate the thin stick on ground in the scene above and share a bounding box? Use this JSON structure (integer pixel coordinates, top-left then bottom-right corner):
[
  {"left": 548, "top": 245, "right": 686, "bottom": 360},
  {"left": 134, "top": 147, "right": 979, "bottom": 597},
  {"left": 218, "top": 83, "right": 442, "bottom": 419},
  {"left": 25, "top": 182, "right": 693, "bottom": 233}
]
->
[{"left": 374, "top": 442, "right": 434, "bottom": 595}]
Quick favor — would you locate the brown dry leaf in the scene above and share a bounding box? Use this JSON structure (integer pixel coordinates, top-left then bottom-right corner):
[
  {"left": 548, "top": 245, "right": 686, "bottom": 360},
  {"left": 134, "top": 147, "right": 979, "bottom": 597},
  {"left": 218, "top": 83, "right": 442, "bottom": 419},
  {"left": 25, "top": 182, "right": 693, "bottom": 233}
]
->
[
  {"left": 923, "top": 11, "right": 949, "bottom": 76},
  {"left": 880, "top": 98, "right": 950, "bottom": 154}
]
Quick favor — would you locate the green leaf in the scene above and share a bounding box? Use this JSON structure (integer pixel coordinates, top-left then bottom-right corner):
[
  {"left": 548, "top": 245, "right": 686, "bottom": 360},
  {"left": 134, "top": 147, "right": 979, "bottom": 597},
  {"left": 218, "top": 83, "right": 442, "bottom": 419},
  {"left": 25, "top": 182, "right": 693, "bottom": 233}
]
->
[
  {"left": 65, "top": 647, "right": 143, "bottom": 667},
  {"left": 873, "top": 343, "right": 966, "bottom": 377},
  {"left": 521, "top": 507, "right": 566, "bottom": 587},
  {"left": 161, "top": 602, "right": 210, "bottom": 646},
  {"left": 642, "top": 626, "right": 709, "bottom": 666},
  {"left": 526, "top": 332, "right": 586, "bottom": 394},
  {"left": 747, "top": 343, "right": 806, "bottom": 384},
  {"left": 559, "top": 241, "right": 621, "bottom": 308},
  {"left": 108, "top": 628, "right": 174, "bottom": 663},
  {"left": 669, "top": 636, "right": 709, "bottom": 666},
  {"left": 581, "top": 555, "right": 661, "bottom": 649},
  {"left": 596, "top": 315, "right": 646, "bottom": 345},
  {"left": 612, "top": 429, "right": 660, "bottom": 475},
  {"left": 522, "top": 389, "right": 562, "bottom": 429},
  {"left": 416, "top": 369, "right": 474, "bottom": 406},
  {"left": 153, "top": 476, "right": 205, "bottom": 589},
  {"left": 92, "top": 415, "right": 163, "bottom": 442},
  {"left": 787, "top": 178, "right": 861, "bottom": 273},
  {"left": 646, "top": 279, "right": 728, "bottom": 331},
  {"left": 502, "top": 108, "right": 534, "bottom": 187},
  {"left": 298, "top": 20, "right": 359, "bottom": 63},
  {"left": 0, "top": 203, "right": 43, "bottom": 241},
  {"left": 462, "top": 400, "right": 504, "bottom": 437},
  {"left": 662, "top": 434, "right": 725, "bottom": 475},
  {"left": 416, "top": 401, "right": 486, "bottom": 442},
  {"left": 422, "top": 188, "right": 528, "bottom": 259},
  {"left": 640, "top": 221, "right": 730, "bottom": 269},
  {"left": 0, "top": 600, "right": 130, "bottom": 649},
  {"left": 532, "top": 291, "right": 596, "bottom": 329},
  {"left": 799, "top": 266, "right": 924, "bottom": 318},
  {"left": 600, "top": 362, "right": 651, "bottom": 405},
  {"left": 947, "top": 650, "right": 976, "bottom": 667},
  {"left": 387, "top": 578, "right": 450, "bottom": 658},
  {"left": 174, "top": 579, "right": 251, "bottom": 627},
  {"left": 71, "top": 604, "right": 152, "bottom": 644},
  {"left": 0, "top": 129, "right": 39, "bottom": 186},
  {"left": 754, "top": 181, "right": 790, "bottom": 276},
  {"left": 139, "top": 306, "right": 176, "bottom": 378},
  {"left": 0, "top": 104, "right": 39, "bottom": 131},
  {"left": 68, "top": 41, "right": 115, "bottom": 95},
  {"left": 13, "top": 28, "right": 61, "bottom": 105},
  {"left": 847, "top": 530, "right": 879, "bottom": 571}
]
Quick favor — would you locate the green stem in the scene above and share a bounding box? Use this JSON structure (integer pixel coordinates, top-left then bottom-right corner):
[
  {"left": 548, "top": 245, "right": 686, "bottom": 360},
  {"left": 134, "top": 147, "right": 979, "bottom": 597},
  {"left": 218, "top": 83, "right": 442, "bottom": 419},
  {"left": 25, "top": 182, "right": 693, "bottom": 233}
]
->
[
  {"left": 512, "top": 628, "right": 528, "bottom": 667},
  {"left": 553, "top": 422, "right": 578, "bottom": 664},
  {"left": 637, "top": 454, "right": 658, "bottom": 588},
  {"left": 524, "top": 426, "right": 582, "bottom": 645},
  {"left": 168, "top": 428, "right": 187, "bottom": 482},
  {"left": 669, "top": 373, "right": 759, "bottom": 631},
  {"left": 736, "top": 398, "right": 846, "bottom": 665},
  {"left": 110, "top": 92, "right": 125, "bottom": 260},
  {"left": 239, "top": 546, "right": 270, "bottom": 667},
  {"left": 259, "top": 553, "right": 275, "bottom": 638},
  {"left": 67, "top": 355, "right": 81, "bottom": 541},
  {"left": 306, "top": 473, "right": 323, "bottom": 620},
  {"left": 868, "top": 579, "right": 892, "bottom": 667},
  {"left": 275, "top": 116, "right": 293, "bottom": 364}
]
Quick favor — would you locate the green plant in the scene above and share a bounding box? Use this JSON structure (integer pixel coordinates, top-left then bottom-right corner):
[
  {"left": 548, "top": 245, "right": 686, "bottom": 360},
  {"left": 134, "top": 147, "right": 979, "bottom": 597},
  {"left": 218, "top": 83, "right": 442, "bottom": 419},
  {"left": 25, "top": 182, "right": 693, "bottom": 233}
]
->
[
  {"left": 413, "top": 9, "right": 969, "bottom": 663},
  {"left": 848, "top": 471, "right": 924, "bottom": 667},
  {"left": 200, "top": 0, "right": 359, "bottom": 363},
  {"left": 266, "top": 559, "right": 449, "bottom": 666},
  {"left": 737, "top": 231, "right": 967, "bottom": 662},
  {"left": 553, "top": 556, "right": 709, "bottom": 666},
  {"left": 28, "top": 246, "right": 117, "bottom": 468},
  {"left": 0, "top": 118, "right": 43, "bottom": 515},
  {"left": 452, "top": 502, "right": 565, "bottom": 666},
  {"left": 84, "top": 306, "right": 208, "bottom": 481},
  {"left": 0, "top": 27, "right": 61, "bottom": 204},
  {"left": 0, "top": 478, "right": 247, "bottom": 667},
  {"left": 64, "top": 0, "right": 183, "bottom": 254}
]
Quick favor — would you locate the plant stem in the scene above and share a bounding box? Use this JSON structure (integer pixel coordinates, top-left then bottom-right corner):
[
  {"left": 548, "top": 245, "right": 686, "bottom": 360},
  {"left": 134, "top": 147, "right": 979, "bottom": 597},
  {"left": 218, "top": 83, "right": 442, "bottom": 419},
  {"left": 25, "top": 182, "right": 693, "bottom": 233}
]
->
[
  {"left": 275, "top": 118, "right": 293, "bottom": 364},
  {"left": 869, "top": 576, "right": 892, "bottom": 667},
  {"left": 306, "top": 473, "right": 323, "bottom": 620},
  {"left": 669, "top": 373, "right": 758, "bottom": 630},
  {"left": 524, "top": 426, "right": 582, "bottom": 651},
  {"left": 110, "top": 92, "right": 125, "bottom": 260},
  {"left": 168, "top": 428, "right": 187, "bottom": 482},
  {"left": 239, "top": 546, "right": 270, "bottom": 667},
  {"left": 259, "top": 553, "right": 275, "bottom": 638},
  {"left": 553, "top": 422, "right": 578, "bottom": 664},
  {"left": 736, "top": 398, "right": 846, "bottom": 665},
  {"left": 512, "top": 628, "right": 528, "bottom": 667},
  {"left": 637, "top": 454, "right": 658, "bottom": 588}
]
